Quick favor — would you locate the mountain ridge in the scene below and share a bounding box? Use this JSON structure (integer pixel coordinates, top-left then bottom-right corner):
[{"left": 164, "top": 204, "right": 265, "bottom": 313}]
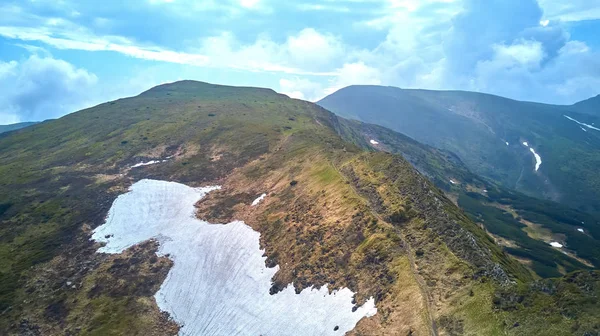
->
[
  {"left": 1, "top": 80, "right": 598, "bottom": 335},
  {"left": 338, "top": 84, "right": 599, "bottom": 108},
  {"left": 318, "top": 85, "right": 600, "bottom": 214}
]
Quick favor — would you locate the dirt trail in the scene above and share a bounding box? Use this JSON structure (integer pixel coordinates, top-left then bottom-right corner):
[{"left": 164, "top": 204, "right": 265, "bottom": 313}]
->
[{"left": 334, "top": 163, "right": 439, "bottom": 336}]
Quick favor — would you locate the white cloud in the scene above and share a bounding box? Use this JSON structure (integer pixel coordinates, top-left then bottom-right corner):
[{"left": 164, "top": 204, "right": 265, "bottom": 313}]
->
[
  {"left": 296, "top": 4, "right": 351, "bottom": 12},
  {"left": 359, "top": 0, "right": 461, "bottom": 30},
  {"left": 279, "top": 62, "right": 382, "bottom": 101},
  {"left": 325, "top": 62, "right": 382, "bottom": 95},
  {"left": 538, "top": 0, "right": 600, "bottom": 21},
  {"left": 0, "top": 26, "right": 211, "bottom": 67},
  {"left": 285, "top": 28, "right": 345, "bottom": 69},
  {"left": 0, "top": 22, "right": 344, "bottom": 76},
  {"left": 489, "top": 40, "right": 546, "bottom": 70},
  {"left": 2, "top": 0, "right": 599, "bottom": 109},
  {"left": 146, "top": 0, "right": 271, "bottom": 15},
  {"left": 239, "top": 0, "right": 261, "bottom": 8},
  {"left": 279, "top": 78, "right": 324, "bottom": 101},
  {"left": 0, "top": 60, "right": 18, "bottom": 78},
  {"left": 196, "top": 28, "right": 344, "bottom": 75},
  {"left": 0, "top": 56, "right": 98, "bottom": 124}
]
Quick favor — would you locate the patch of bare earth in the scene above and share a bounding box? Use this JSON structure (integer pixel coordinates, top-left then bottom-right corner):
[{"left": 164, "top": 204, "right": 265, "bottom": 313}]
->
[
  {"left": 195, "top": 151, "right": 432, "bottom": 335},
  {"left": 11, "top": 225, "right": 178, "bottom": 336}
]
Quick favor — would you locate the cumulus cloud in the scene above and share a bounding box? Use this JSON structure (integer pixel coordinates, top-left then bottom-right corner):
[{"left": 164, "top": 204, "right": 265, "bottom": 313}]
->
[
  {"left": 446, "top": 0, "right": 599, "bottom": 103},
  {"left": 325, "top": 62, "right": 382, "bottom": 95},
  {"left": 0, "top": 20, "right": 341, "bottom": 76},
  {"left": 279, "top": 78, "right": 324, "bottom": 101},
  {"left": 488, "top": 40, "right": 546, "bottom": 70},
  {"left": 1, "top": 0, "right": 600, "bottom": 111},
  {"left": 280, "top": 62, "right": 382, "bottom": 101},
  {"left": 196, "top": 28, "right": 344, "bottom": 75},
  {"left": 0, "top": 56, "right": 98, "bottom": 124}
]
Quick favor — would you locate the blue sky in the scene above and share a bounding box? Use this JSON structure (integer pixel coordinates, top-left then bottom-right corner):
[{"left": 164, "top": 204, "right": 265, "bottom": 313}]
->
[{"left": 0, "top": 0, "right": 599, "bottom": 124}]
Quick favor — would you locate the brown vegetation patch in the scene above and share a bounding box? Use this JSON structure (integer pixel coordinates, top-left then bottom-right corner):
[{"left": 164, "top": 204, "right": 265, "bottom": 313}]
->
[
  {"left": 195, "top": 147, "right": 433, "bottom": 334},
  {"left": 7, "top": 228, "right": 178, "bottom": 336}
]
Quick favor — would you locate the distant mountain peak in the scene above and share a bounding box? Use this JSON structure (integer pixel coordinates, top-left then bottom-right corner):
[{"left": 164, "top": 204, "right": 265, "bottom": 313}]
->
[{"left": 572, "top": 94, "right": 600, "bottom": 115}]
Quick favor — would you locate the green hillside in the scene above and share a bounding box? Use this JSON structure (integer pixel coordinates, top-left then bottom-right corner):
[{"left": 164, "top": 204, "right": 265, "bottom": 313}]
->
[
  {"left": 0, "top": 81, "right": 598, "bottom": 335},
  {"left": 336, "top": 118, "right": 600, "bottom": 279}
]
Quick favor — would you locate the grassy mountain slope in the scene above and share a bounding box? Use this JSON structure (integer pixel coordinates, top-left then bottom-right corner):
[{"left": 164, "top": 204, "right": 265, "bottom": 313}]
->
[
  {"left": 0, "top": 81, "right": 598, "bottom": 335},
  {"left": 0, "top": 122, "right": 38, "bottom": 134},
  {"left": 336, "top": 118, "right": 600, "bottom": 279},
  {"left": 318, "top": 86, "right": 600, "bottom": 215}
]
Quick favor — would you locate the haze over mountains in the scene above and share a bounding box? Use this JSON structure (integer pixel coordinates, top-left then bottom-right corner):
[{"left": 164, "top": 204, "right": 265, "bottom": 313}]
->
[
  {"left": 0, "top": 122, "right": 38, "bottom": 134},
  {"left": 319, "top": 86, "right": 600, "bottom": 215},
  {"left": 1, "top": 81, "right": 599, "bottom": 335}
]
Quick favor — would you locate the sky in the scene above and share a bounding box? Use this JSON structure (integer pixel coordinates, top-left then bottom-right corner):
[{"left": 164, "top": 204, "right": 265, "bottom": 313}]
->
[{"left": 0, "top": 0, "right": 599, "bottom": 124}]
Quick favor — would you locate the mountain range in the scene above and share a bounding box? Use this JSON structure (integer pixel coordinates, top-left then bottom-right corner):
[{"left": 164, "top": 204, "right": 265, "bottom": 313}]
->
[
  {"left": 319, "top": 86, "right": 600, "bottom": 215},
  {"left": 1, "top": 81, "right": 599, "bottom": 335}
]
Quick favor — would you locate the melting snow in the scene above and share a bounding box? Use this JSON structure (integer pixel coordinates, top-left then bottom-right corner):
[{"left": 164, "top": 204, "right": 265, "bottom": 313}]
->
[
  {"left": 251, "top": 193, "right": 267, "bottom": 206},
  {"left": 564, "top": 115, "right": 600, "bottom": 132},
  {"left": 578, "top": 228, "right": 585, "bottom": 233},
  {"left": 131, "top": 159, "right": 169, "bottom": 168},
  {"left": 550, "top": 242, "right": 563, "bottom": 248},
  {"left": 370, "top": 139, "right": 379, "bottom": 145},
  {"left": 529, "top": 148, "right": 542, "bottom": 171},
  {"left": 92, "top": 180, "right": 376, "bottom": 336},
  {"left": 522, "top": 142, "right": 542, "bottom": 171}
]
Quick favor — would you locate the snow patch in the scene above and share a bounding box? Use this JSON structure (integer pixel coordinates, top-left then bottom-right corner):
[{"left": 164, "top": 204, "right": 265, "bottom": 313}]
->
[
  {"left": 564, "top": 115, "right": 600, "bottom": 132},
  {"left": 550, "top": 242, "right": 563, "bottom": 248},
  {"left": 577, "top": 228, "right": 585, "bottom": 233},
  {"left": 251, "top": 193, "right": 267, "bottom": 206},
  {"left": 370, "top": 139, "right": 379, "bottom": 145},
  {"left": 449, "top": 179, "right": 457, "bottom": 185},
  {"left": 91, "top": 180, "right": 376, "bottom": 336},
  {"left": 505, "top": 142, "right": 509, "bottom": 146},
  {"left": 522, "top": 142, "right": 542, "bottom": 171},
  {"left": 131, "top": 159, "right": 169, "bottom": 168},
  {"left": 529, "top": 148, "right": 542, "bottom": 171}
]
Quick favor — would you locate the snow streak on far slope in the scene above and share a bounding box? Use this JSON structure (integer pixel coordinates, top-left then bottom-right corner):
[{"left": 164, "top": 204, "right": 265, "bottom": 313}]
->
[
  {"left": 91, "top": 179, "right": 376, "bottom": 336},
  {"left": 529, "top": 148, "right": 542, "bottom": 171},
  {"left": 564, "top": 115, "right": 600, "bottom": 131},
  {"left": 522, "top": 142, "right": 542, "bottom": 171}
]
